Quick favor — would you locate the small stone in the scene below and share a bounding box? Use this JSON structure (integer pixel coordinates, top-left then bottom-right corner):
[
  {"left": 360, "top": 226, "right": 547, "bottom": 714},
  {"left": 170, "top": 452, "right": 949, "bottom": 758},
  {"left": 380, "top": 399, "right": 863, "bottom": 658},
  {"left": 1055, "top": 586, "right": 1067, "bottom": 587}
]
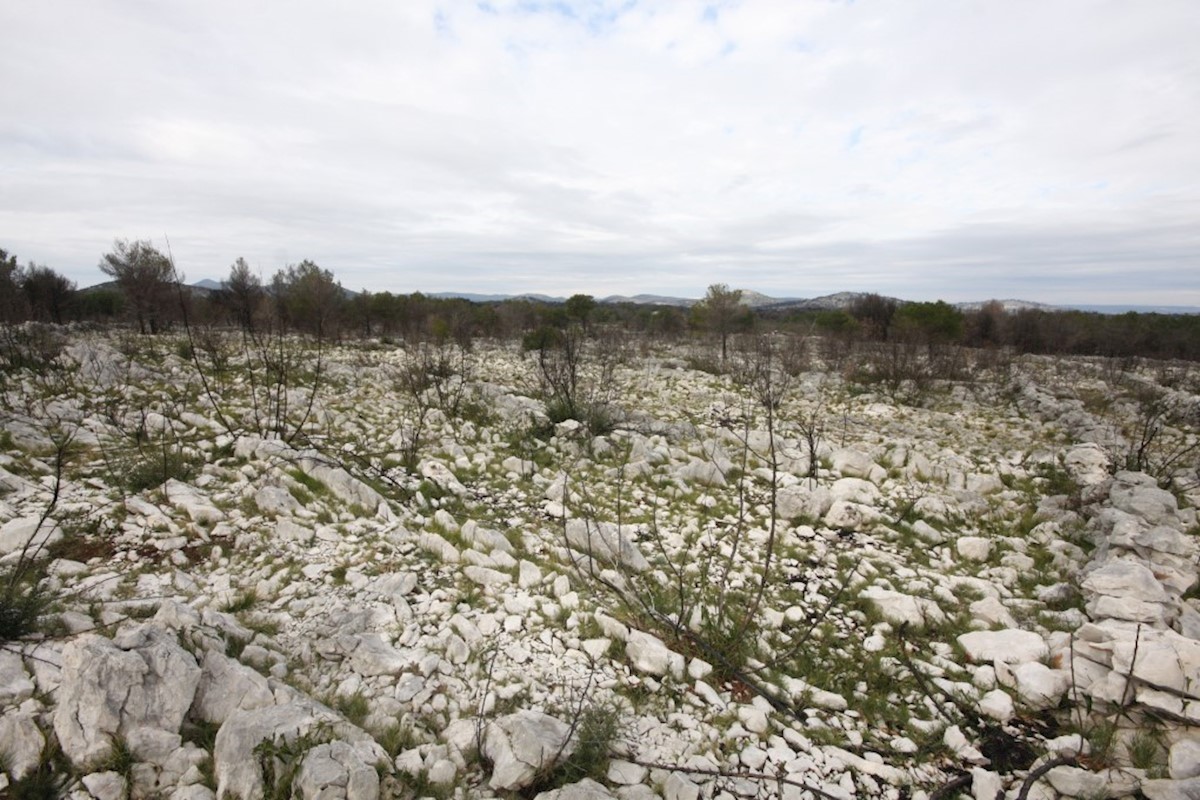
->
[
  {"left": 956, "top": 537, "right": 992, "bottom": 562},
  {"left": 607, "top": 759, "right": 648, "bottom": 785},
  {"left": 977, "top": 689, "right": 1014, "bottom": 722},
  {"left": 971, "top": 768, "right": 1003, "bottom": 800}
]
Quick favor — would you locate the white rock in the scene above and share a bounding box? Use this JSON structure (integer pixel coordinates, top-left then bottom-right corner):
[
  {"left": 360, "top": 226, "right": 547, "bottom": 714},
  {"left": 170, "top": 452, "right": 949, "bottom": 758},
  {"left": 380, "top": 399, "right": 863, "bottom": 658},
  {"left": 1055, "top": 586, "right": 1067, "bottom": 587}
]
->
[
  {"left": 254, "top": 486, "right": 301, "bottom": 516},
  {"left": 775, "top": 485, "right": 832, "bottom": 521},
  {"left": 1082, "top": 560, "right": 1171, "bottom": 604},
  {"left": 830, "top": 449, "right": 884, "bottom": 482},
  {"left": 625, "top": 630, "right": 685, "bottom": 680},
  {"left": 1012, "top": 663, "right": 1070, "bottom": 710},
  {"left": 294, "top": 740, "right": 380, "bottom": 800},
  {"left": 607, "top": 760, "right": 648, "bottom": 785},
  {"left": 82, "top": 771, "right": 127, "bottom": 800},
  {"left": 957, "top": 629, "right": 1047, "bottom": 665},
  {"left": 740, "top": 744, "right": 768, "bottom": 770},
  {"left": 662, "top": 772, "right": 701, "bottom": 800},
  {"left": 214, "top": 702, "right": 385, "bottom": 800},
  {"left": 739, "top": 705, "right": 769, "bottom": 734},
  {"left": 1170, "top": 739, "right": 1200, "bottom": 780},
  {"left": 349, "top": 634, "right": 417, "bottom": 677},
  {"left": 823, "top": 500, "right": 880, "bottom": 531},
  {"left": 0, "top": 712, "right": 44, "bottom": 779},
  {"left": 483, "top": 710, "right": 575, "bottom": 791},
  {"left": 190, "top": 651, "right": 274, "bottom": 725},
  {"left": 0, "top": 515, "right": 62, "bottom": 557},
  {"left": 1047, "top": 766, "right": 1108, "bottom": 799},
  {"left": 943, "top": 725, "right": 987, "bottom": 765},
  {"left": 860, "top": 587, "right": 947, "bottom": 628},
  {"left": 1141, "top": 777, "right": 1200, "bottom": 800},
  {"left": 1111, "top": 627, "right": 1200, "bottom": 700},
  {"left": 971, "top": 768, "right": 1003, "bottom": 800},
  {"left": 969, "top": 597, "right": 1018, "bottom": 629},
  {"left": 1064, "top": 444, "right": 1110, "bottom": 486},
  {"left": 956, "top": 537, "right": 992, "bottom": 562},
  {"left": 428, "top": 758, "right": 458, "bottom": 786},
  {"left": 164, "top": 480, "right": 226, "bottom": 524},
  {"left": 538, "top": 778, "right": 617, "bottom": 800},
  {"left": 564, "top": 519, "right": 649, "bottom": 572},
  {"left": 1109, "top": 476, "right": 1179, "bottom": 526},
  {"left": 829, "top": 477, "right": 882, "bottom": 505},
  {"left": 0, "top": 650, "right": 35, "bottom": 705},
  {"left": 518, "top": 560, "right": 542, "bottom": 588},
  {"left": 53, "top": 627, "right": 201, "bottom": 767},
  {"left": 464, "top": 565, "right": 511, "bottom": 586},
  {"left": 977, "top": 689, "right": 1014, "bottom": 722}
]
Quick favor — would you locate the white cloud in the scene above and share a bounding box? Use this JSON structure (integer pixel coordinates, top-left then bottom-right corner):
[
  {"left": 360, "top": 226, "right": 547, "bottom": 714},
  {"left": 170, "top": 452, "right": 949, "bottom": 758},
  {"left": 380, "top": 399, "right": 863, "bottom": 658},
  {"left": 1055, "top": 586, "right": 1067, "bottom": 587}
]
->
[{"left": 1, "top": 0, "right": 1197, "bottom": 303}]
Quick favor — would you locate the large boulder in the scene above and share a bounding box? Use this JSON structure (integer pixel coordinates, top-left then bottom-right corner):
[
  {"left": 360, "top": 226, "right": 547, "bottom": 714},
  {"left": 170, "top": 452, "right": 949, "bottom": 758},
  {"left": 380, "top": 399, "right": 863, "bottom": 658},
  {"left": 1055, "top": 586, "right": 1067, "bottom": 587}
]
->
[
  {"left": 53, "top": 626, "right": 201, "bottom": 767},
  {"left": 483, "top": 711, "right": 575, "bottom": 791},
  {"left": 564, "top": 519, "right": 649, "bottom": 572},
  {"left": 190, "top": 651, "right": 275, "bottom": 725},
  {"left": 0, "top": 515, "right": 62, "bottom": 558},
  {"left": 957, "top": 630, "right": 1047, "bottom": 665},
  {"left": 214, "top": 702, "right": 385, "bottom": 800},
  {"left": 294, "top": 741, "right": 381, "bottom": 800},
  {"left": 1109, "top": 474, "right": 1180, "bottom": 527}
]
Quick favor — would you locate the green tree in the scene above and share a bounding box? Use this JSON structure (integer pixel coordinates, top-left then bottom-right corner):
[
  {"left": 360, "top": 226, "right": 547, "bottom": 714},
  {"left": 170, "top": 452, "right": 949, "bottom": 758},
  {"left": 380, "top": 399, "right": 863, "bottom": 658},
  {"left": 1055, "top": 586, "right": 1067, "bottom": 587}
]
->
[
  {"left": 565, "top": 294, "right": 596, "bottom": 329},
  {"left": 99, "top": 239, "right": 175, "bottom": 334},
  {"left": 271, "top": 260, "right": 343, "bottom": 338},
  {"left": 892, "top": 300, "right": 964, "bottom": 345},
  {"left": 694, "top": 283, "right": 746, "bottom": 363},
  {"left": 224, "top": 257, "right": 263, "bottom": 332},
  {"left": 0, "top": 249, "right": 24, "bottom": 323},
  {"left": 21, "top": 264, "right": 76, "bottom": 324},
  {"left": 848, "top": 293, "right": 897, "bottom": 341}
]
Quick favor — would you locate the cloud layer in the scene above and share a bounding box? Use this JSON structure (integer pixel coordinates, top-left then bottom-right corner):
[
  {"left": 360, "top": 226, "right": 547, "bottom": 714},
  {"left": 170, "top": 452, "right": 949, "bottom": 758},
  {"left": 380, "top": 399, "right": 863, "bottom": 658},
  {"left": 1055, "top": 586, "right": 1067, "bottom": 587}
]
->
[{"left": 2, "top": 1, "right": 1198, "bottom": 303}]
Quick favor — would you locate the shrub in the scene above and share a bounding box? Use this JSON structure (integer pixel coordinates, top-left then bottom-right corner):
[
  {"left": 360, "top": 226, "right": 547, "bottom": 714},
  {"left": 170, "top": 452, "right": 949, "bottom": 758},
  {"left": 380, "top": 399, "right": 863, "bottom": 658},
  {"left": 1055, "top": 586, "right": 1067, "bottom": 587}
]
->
[
  {"left": 0, "top": 567, "right": 55, "bottom": 645},
  {"left": 120, "top": 443, "right": 203, "bottom": 493}
]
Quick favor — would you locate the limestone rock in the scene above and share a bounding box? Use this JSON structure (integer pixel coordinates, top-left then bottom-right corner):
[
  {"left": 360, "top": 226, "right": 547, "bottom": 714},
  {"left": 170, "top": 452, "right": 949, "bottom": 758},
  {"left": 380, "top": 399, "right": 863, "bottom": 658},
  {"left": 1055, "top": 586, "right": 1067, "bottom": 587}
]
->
[
  {"left": 484, "top": 710, "right": 575, "bottom": 791},
  {"left": 958, "top": 629, "right": 1047, "bottom": 665},
  {"left": 860, "top": 587, "right": 947, "bottom": 628},
  {"left": 1170, "top": 739, "right": 1200, "bottom": 780},
  {"left": 1011, "top": 662, "right": 1070, "bottom": 710},
  {"left": 956, "top": 537, "right": 992, "bottom": 562},
  {"left": 53, "top": 627, "right": 201, "bottom": 767},
  {"left": 625, "top": 630, "right": 685, "bottom": 680},
  {"left": 1064, "top": 444, "right": 1110, "bottom": 486},
  {"left": 536, "top": 778, "right": 617, "bottom": 800},
  {"left": 214, "top": 702, "right": 385, "bottom": 800},
  {"left": 0, "top": 712, "right": 44, "bottom": 780},
  {"left": 1109, "top": 475, "right": 1179, "bottom": 526},
  {"left": 294, "top": 741, "right": 381, "bottom": 800},
  {"left": 775, "top": 484, "right": 832, "bottom": 521},
  {"left": 564, "top": 519, "right": 649, "bottom": 573},
  {"left": 0, "top": 650, "right": 35, "bottom": 705},
  {"left": 1141, "top": 778, "right": 1200, "bottom": 800},
  {"left": 0, "top": 515, "right": 62, "bottom": 557},
  {"left": 190, "top": 651, "right": 275, "bottom": 725}
]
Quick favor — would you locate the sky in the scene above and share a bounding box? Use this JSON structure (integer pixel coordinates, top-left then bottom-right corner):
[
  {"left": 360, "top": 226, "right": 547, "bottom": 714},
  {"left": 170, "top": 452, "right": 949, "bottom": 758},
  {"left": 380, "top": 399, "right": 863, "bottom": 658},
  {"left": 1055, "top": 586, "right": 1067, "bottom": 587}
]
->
[{"left": 2, "top": 1, "right": 1199, "bottom": 305}]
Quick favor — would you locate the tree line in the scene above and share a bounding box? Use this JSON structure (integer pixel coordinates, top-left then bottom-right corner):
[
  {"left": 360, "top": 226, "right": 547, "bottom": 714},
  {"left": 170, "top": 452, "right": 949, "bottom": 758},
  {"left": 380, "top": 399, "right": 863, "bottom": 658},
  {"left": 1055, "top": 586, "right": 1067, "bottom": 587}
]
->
[{"left": 3, "top": 240, "right": 1199, "bottom": 362}]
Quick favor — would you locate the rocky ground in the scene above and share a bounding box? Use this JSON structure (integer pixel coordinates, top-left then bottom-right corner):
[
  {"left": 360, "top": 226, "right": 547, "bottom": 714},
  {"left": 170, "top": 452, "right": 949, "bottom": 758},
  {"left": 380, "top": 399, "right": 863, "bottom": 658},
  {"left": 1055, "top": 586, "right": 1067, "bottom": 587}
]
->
[{"left": 0, "top": 329, "right": 1198, "bottom": 800}]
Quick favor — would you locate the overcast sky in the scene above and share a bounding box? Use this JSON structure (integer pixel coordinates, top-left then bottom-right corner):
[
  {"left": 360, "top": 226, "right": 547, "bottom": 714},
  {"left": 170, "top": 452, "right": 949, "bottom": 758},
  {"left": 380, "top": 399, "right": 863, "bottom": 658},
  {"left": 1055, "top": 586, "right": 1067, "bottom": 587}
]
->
[{"left": 2, "top": 1, "right": 1198, "bottom": 304}]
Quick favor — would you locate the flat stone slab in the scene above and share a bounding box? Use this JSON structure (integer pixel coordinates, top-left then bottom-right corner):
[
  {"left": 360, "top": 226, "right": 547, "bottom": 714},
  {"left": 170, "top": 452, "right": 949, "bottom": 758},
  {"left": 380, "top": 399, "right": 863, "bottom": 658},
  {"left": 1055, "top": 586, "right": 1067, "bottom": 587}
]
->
[{"left": 957, "top": 629, "right": 1047, "bottom": 665}]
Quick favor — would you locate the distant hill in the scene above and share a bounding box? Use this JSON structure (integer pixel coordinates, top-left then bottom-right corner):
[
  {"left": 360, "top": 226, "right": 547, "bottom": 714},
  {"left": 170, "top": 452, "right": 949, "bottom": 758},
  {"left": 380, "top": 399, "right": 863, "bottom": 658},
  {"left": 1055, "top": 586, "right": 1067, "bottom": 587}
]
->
[{"left": 77, "top": 282, "right": 1199, "bottom": 316}]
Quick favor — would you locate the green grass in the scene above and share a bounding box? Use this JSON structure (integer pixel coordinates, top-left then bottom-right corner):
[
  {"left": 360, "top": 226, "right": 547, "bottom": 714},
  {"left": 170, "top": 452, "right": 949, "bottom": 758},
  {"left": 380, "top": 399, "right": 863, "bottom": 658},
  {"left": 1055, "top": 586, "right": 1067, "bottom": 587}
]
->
[{"left": 221, "top": 588, "right": 258, "bottom": 613}]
